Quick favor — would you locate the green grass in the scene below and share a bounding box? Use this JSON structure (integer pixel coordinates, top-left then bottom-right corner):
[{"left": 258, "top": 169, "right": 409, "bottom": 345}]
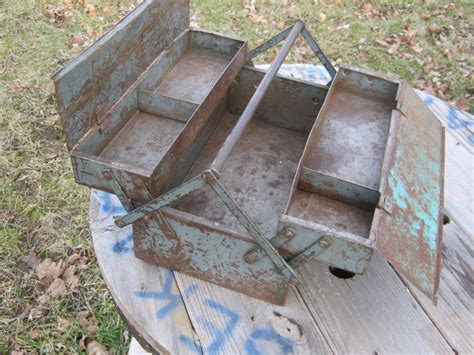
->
[{"left": 1, "top": 0, "right": 472, "bottom": 352}]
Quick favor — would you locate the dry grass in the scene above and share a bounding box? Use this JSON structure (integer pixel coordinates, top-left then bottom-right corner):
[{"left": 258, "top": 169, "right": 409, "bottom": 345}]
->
[{"left": 1, "top": 0, "right": 472, "bottom": 353}]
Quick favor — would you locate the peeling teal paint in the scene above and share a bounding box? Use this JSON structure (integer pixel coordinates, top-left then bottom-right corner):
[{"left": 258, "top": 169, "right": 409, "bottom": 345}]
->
[{"left": 388, "top": 170, "right": 438, "bottom": 252}]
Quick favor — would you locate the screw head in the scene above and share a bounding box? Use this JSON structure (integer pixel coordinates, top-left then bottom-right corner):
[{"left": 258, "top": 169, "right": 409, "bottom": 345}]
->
[
  {"left": 283, "top": 228, "right": 295, "bottom": 239},
  {"left": 318, "top": 237, "right": 332, "bottom": 248}
]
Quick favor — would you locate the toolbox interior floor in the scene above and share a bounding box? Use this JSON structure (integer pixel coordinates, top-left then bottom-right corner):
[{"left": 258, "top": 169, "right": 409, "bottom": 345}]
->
[
  {"left": 99, "top": 111, "right": 184, "bottom": 175},
  {"left": 287, "top": 190, "right": 373, "bottom": 238},
  {"left": 304, "top": 87, "right": 394, "bottom": 190},
  {"left": 174, "top": 113, "right": 308, "bottom": 237},
  {"left": 156, "top": 47, "right": 233, "bottom": 104}
]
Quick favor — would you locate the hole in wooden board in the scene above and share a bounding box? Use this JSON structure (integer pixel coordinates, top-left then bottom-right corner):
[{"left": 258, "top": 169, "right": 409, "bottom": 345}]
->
[
  {"left": 328, "top": 266, "right": 356, "bottom": 279},
  {"left": 443, "top": 213, "right": 450, "bottom": 225}
]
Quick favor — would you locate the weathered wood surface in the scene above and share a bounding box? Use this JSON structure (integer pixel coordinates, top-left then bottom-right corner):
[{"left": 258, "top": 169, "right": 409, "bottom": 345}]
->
[
  {"left": 407, "top": 222, "right": 474, "bottom": 354},
  {"left": 297, "top": 252, "right": 451, "bottom": 353},
  {"left": 89, "top": 72, "right": 473, "bottom": 353},
  {"left": 443, "top": 132, "right": 474, "bottom": 237}
]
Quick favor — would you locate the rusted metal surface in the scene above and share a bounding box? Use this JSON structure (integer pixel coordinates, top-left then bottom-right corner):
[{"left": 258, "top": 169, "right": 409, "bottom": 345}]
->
[
  {"left": 228, "top": 66, "right": 328, "bottom": 133},
  {"left": 173, "top": 113, "right": 308, "bottom": 237},
  {"left": 53, "top": 0, "right": 190, "bottom": 150},
  {"left": 55, "top": 4, "right": 445, "bottom": 305},
  {"left": 134, "top": 207, "right": 291, "bottom": 305},
  {"left": 375, "top": 83, "right": 444, "bottom": 302},
  {"left": 211, "top": 21, "right": 304, "bottom": 173}
]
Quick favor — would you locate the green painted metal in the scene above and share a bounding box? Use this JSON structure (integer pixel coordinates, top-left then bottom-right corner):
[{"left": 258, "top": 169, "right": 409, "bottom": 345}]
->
[
  {"left": 115, "top": 174, "right": 206, "bottom": 228},
  {"left": 54, "top": 1, "right": 445, "bottom": 305}
]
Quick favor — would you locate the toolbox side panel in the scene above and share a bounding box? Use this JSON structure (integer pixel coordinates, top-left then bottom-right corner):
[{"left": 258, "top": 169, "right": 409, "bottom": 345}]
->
[
  {"left": 228, "top": 66, "right": 328, "bottom": 133},
  {"left": 134, "top": 207, "right": 290, "bottom": 305},
  {"left": 53, "top": 0, "right": 189, "bottom": 150}
]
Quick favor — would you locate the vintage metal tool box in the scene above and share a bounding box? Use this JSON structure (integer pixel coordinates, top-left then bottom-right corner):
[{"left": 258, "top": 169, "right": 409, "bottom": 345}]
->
[{"left": 53, "top": 0, "right": 445, "bottom": 305}]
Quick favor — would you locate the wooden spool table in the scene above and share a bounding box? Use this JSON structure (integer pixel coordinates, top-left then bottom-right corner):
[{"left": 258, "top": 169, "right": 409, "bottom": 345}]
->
[{"left": 90, "top": 66, "right": 473, "bottom": 354}]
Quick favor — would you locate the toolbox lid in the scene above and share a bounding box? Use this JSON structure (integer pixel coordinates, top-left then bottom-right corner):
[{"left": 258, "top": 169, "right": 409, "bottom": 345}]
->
[
  {"left": 376, "top": 82, "right": 444, "bottom": 302},
  {"left": 52, "top": 0, "right": 189, "bottom": 150}
]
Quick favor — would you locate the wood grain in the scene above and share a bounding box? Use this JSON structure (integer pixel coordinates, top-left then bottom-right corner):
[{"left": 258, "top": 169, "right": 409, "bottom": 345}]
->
[
  {"left": 444, "top": 132, "right": 474, "bottom": 237},
  {"left": 406, "top": 222, "right": 473, "bottom": 354},
  {"left": 173, "top": 274, "right": 334, "bottom": 354},
  {"left": 296, "top": 252, "right": 453, "bottom": 354}
]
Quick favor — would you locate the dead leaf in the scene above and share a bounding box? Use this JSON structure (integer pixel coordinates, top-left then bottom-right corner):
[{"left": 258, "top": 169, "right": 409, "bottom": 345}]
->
[
  {"left": 62, "top": 265, "right": 78, "bottom": 290},
  {"left": 28, "top": 307, "right": 45, "bottom": 320},
  {"left": 410, "top": 43, "right": 423, "bottom": 53},
  {"left": 86, "top": 340, "right": 109, "bottom": 355},
  {"left": 276, "top": 21, "right": 285, "bottom": 30},
  {"left": 388, "top": 44, "right": 399, "bottom": 54},
  {"left": 37, "top": 294, "right": 50, "bottom": 305},
  {"left": 454, "top": 98, "right": 470, "bottom": 111},
  {"left": 102, "top": 6, "right": 113, "bottom": 17},
  {"left": 63, "top": 0, "right": 74, "bottom": 11},
  {"left": 43, "top": 5, "right": 69, "bottom": 23},
  {"left": 428, "top": 24, "right": 442, "bottom": 34},
  {"left": 251, "top": 15, "right": 264, "bottom": 24},
  {"left": 46, "top": 278, "right": 67, "bottom": 298},
  {"left": 66, "top": 253, "right": 81, "bottom": 265},
  {"left": 36, "top": 258, "right": 64, "bottom": 280},
  {"left": 359, "top": 1, "right": 373, "bottom": 14},
  {"left": 27, "top": 330, "right": 41, "bottom": 340},
  {"left": 375, "top": 38, "right": 388, "bottom": 46},
  {"left": 85, "top": 3, "right": 96, "bottom": 17},
  {"left": 12, "top": 82, "right": 22, "bottom": 93},
  {"left": 20, "top": 251, "right": 40, "bottom": 269},
  {"left": 72, "top": 33, "right": 86, "bottom": 46},
  {"left": 58, "top": 317, "right": 72, "bottom": 331}
]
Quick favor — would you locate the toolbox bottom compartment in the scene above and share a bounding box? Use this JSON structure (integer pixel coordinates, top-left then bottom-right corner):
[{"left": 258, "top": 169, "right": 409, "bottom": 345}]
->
[
  {"left": 174, "top": 113, "right": 308, "bottom": 237},
  {"left": 99, "top": 112, "right": 185, "bottom": 175}
]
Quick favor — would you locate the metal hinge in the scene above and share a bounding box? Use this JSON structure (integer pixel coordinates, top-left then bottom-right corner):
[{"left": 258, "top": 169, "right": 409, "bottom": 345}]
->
[
  {"left": 90, "top": 102, "right": 109, "bottom": 131},
  {"left": 378, "top": 195, "right": 393, "bottom": 215}
]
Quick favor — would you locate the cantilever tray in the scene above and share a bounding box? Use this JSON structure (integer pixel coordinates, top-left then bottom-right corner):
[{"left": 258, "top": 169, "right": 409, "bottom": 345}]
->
[{"left": 54, "top": 0, "right": 445, "bottom": 305}]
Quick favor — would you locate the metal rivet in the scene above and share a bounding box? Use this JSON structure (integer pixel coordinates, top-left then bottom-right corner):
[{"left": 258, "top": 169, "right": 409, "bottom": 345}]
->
[
  {"left": 244, "top": 253, "right": 259, "bottom": 265},
  {"left": 133, "top": 178, "right": 144, "bottom": 188},
  {"left": 283, "top": 228, "right": 295, "bottom": 239},
  {"left": 103, "top": 171, "right": 112, "bottom": 180},
  {"left": 318, "top": 237, "right": 332, "bottom": 248},
  {"left": 312, "top": 97, "right": 321, "bottom": 105}
]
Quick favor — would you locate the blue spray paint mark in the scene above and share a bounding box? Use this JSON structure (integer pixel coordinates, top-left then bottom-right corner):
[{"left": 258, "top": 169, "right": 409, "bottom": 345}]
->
[
  {"left": 181, "top": 299, "right": 240, "bottom": 354},
  {"left": 245, "top": 327, "right": 295, "bottom": 355},
  {"left": 447, "top": 107, "right": 474, "bottom": 130},
  {"left": 134, "top": 271, "right": 197, "bottom": 319},
  {"left": 112, "top": 234, "right": 133, "bottom": 254},
  {"left": 424, "top": 96, "right": 434, "bottom": 106},
  {"left": 97, "top": 191, "right": 126, "bottom": 215},
  {"left": 179, "top": 334, "right": 203, "bottom": 354}
]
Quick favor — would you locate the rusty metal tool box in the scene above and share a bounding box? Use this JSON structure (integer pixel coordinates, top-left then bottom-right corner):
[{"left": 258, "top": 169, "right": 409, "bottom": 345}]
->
[{"left": 54, "top": 0, "right": 445, "bottom": 305}]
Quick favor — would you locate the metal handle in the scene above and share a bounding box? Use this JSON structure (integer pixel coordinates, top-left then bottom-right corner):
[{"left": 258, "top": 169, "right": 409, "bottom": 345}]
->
[{"left": 210, "top": 20, "right": 305, "bottom": 174}]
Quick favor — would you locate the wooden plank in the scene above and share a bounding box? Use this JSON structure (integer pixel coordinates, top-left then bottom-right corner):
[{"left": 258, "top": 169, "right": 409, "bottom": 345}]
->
[
  {"left": 406, "top": 222, "right": 474, "bottom": 353},
  {"left": 296, "top": 252, "right": 452, "bottom": 353},
  {"left": 172, "top": 274, "right": 334, "bottom": 354},
  {"left": 89, "top": 190, "right": 198, "bottom": 354},
  {"left": 444, "top": 132, "right": 474, "bottom": 237}
]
